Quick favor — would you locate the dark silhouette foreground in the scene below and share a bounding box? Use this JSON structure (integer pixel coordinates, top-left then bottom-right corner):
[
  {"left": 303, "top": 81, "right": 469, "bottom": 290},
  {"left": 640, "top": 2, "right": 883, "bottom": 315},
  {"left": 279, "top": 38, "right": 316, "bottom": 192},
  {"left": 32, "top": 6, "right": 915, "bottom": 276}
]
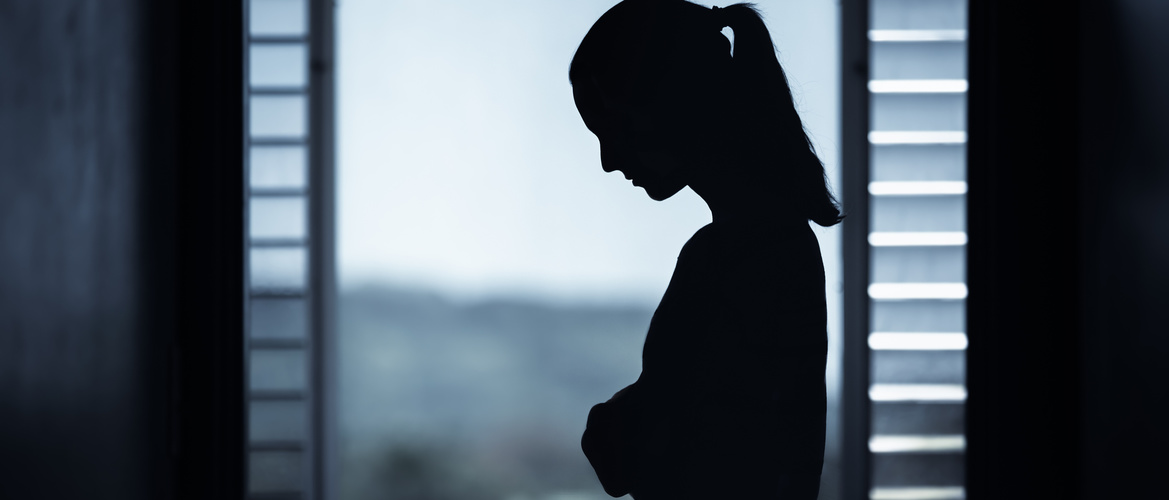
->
[{"left": 571, "top": 1, "right": 839, "bottom": 498}]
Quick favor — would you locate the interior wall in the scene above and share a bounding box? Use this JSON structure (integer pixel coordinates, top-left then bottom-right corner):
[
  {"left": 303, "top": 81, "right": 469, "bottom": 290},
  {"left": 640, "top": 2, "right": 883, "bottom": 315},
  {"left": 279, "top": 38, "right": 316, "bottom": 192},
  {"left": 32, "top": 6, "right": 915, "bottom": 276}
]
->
[
  {"left": 967, "top": 0, "right": 1169, "bottom": 498},
  {"left": 0, "top": 1, "right": 168, "bottom": 498},
  {"left": 0, "top": 2, "right": 246, "bottom": 499},
  {"left": 966, "top": 0, "right": 1083, "bottom": 493},
  {"left": 1077, "top": 0, "right": 1169, "bottom": 496}
]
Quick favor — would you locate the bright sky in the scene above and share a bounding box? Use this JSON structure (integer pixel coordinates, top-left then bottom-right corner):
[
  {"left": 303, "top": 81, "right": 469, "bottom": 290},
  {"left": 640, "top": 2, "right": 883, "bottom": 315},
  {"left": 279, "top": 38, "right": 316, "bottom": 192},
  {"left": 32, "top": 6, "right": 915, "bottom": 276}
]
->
[{"left": 337, "top": 0, "right": 840, "bottom": 306}]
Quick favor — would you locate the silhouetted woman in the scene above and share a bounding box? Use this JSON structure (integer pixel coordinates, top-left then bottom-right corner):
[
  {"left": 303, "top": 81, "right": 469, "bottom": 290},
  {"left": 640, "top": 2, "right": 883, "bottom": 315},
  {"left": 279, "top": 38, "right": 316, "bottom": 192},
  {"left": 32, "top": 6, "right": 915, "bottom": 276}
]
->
[{"left": 573, "top": 1, "right": 841, "bottom": 498}]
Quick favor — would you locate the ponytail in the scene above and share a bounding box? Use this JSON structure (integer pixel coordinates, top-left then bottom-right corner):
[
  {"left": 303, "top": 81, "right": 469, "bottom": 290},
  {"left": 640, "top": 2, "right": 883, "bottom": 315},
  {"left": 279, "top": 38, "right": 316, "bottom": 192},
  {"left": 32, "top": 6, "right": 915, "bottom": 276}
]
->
[{"left": 717, "top": 3, "right": 844, "bottom": 227}]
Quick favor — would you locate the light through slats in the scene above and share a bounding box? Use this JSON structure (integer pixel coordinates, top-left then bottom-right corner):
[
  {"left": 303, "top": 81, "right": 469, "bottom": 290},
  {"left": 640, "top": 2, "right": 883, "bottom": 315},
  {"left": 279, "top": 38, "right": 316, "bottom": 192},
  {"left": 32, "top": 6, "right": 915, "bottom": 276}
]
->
[
  {"left": 869, "top": 384, "right": 967, "bottom": 402},
  {"left": 250, "top": 146, "right": 308, "bottom": 189},
  {"left": 869, "top": 333, "right": 968, "bottom": 351},
  {"left": 250, "top": 400, "right": 308, "bottom": 441},
  {"left": 250, "top": 196, "right": 307, "bottom": 240},
  {"left": 868, "top": 283, "right": 968, "bottom": 300},
  {"left": 869, "top": 181, "right": 967, "bottom": 196},
  {"left": 869, "top": 79, "right": 968, "bottom": 93},
  {"left": 869, "top": 131, "right": 967, "bottom": 145},
  {"left": 868, "top": 30, "right": 967, "bottom": 42},
  {"left": 869, "top": 435, "right": 966, "bottom": 453},
  {"left": 870, "top": 487, "right": 966, "bottom": 500},
  {"left": 250, "top": 247, "right": 307, "bottom": 291},
  {"left": 250, "top": 44, "right": 308, "bottom": 88},
  {"left": 869, "top": 232, "right": 968, "bottom": 247},
  {"left": 250, "top": 349, "right": 308, "bottom": 391},
  {"left": 250, "top": 298, "right": 307, "bottom": 340},
  {"left": 250, "top": 95, "right": 307, "bottom": 138},
  {"left": 250, "top": 0, "right": 307, "bottom": 37},
  {"left": 248, "top": 450, "right": 305, "bottom": 493}
]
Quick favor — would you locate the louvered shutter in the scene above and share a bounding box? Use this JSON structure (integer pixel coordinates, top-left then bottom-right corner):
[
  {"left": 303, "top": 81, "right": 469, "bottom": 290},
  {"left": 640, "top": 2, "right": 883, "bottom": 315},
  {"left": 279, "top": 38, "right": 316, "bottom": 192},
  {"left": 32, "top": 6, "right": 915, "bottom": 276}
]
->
[
  {"left": 866, "top": 1, "right": 967, "bottom": 499},
  {"left": 244, "top": 0, "right": 336, "bottom": 498}
]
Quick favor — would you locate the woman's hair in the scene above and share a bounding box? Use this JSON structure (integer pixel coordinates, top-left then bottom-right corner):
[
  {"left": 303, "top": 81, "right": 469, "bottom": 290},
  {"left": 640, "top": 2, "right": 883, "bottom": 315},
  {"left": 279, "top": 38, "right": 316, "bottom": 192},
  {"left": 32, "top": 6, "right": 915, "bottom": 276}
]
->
[{"left": 570, "top": 1, "right": 844, "bottom": 227}]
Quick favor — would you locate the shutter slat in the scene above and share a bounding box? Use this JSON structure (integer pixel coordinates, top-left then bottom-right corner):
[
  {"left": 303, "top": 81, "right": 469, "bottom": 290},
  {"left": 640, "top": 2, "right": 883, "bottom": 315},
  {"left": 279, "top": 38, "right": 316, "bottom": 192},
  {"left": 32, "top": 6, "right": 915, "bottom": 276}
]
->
[
  {"left": 872, "top": 145, "right": 965, "bottom": 181},
  {"left": 872, "top": 402, "right": 965, "bottom": 435},
  {"left": 870, "top": 41, "right": 966, "bottom": 80},
  {"left": 873, "top": 300, "right": 965, "bottom": 332},
  {"left": 872, "top": 94, "right": 966, "bottom": 131},
  {"left": 873, "top": 350, "right": 965, "bottom": 384},
  {"left": 871, "top": 452, "right": 964, "bottom": 487},
  {"left": 871, "top": 196, "right": 966, "bottom": 232},
  {"left": 872, "top": 246, "right": 965, "bottom": 283},
  {"left": 871, "top": 0, "right": 967, "bottom": 30}
]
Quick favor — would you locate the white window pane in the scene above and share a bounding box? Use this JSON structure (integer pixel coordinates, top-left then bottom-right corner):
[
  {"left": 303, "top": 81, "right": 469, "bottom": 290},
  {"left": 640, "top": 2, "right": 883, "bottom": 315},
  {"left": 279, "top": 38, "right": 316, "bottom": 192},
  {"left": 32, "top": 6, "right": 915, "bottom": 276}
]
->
[
  {"left": 250, "top": 400, "right": 307, "bottom": 442},
  {"left": 248, "top": 450, "right": 305, "bottom": 493},
  {"left": 250, "top": 349, "right": 307, "bottom": 391},
  {"left": 251, "top": 247, "right": 306, "bottom": 291},
  {"left": 250, "top": 196, "right": 306, "bottom": 240},
  {"left": 251, "top": 95, "right": 306, "bottom": 138},
  {"left": 251, "top": 298, "right": 307, "bottom": 340},
  {"left": 250, "top": 0, "right": 306, "bottom": 36},
  {"left": 250, "top": 43, "right": 307, "bottom": 88},
  {"left": 250, "top": 145, "right": 307, "bottom": 189}
]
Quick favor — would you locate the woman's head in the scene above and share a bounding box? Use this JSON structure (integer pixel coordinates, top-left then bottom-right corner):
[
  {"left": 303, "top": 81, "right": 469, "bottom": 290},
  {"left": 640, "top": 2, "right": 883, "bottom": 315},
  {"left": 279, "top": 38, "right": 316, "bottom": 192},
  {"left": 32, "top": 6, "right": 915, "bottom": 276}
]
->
[{"left": 570, "top": 0, "right": 843, "bottom": 226}]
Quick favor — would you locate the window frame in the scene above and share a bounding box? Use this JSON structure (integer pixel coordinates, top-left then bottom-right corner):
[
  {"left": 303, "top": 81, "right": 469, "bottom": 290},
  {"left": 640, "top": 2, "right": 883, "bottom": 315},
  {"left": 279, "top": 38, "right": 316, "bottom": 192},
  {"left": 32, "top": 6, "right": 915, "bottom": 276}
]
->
[{"left": 840, "top": 2, "right": 874, "bottom": 500}]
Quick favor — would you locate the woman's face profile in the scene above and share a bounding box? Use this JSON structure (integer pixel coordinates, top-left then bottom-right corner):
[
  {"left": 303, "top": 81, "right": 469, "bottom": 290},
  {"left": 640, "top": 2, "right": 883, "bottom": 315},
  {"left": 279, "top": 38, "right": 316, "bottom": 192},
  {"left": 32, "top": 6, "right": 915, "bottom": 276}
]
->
[{"left": 573, "top": 75, "right": 692, "bottom": 201}]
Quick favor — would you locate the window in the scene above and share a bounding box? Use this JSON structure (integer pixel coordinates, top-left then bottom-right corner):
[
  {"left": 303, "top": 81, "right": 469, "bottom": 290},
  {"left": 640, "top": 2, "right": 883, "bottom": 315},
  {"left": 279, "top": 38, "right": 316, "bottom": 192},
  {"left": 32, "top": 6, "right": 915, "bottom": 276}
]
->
[
  {"left": 335, "top": 2, "right": 842, "bottom": 499},
  {"left": 236, "top": 1, "right": 989, "bottom": 498}
]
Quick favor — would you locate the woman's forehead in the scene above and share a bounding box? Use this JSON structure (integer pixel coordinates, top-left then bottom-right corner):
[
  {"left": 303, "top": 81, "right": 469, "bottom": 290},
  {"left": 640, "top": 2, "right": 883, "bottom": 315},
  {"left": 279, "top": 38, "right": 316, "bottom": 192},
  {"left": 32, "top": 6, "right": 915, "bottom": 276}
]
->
[{"left": 573, "top": 80, "right": 614, "bottom": 135}]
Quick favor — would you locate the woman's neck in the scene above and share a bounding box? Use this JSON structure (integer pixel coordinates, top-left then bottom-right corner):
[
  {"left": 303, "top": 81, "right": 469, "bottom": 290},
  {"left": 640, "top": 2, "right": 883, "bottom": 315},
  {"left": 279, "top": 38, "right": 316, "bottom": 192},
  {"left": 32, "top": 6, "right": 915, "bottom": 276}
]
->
[{"left": 691, "top": 177, "right": 803, "bottom": 228}]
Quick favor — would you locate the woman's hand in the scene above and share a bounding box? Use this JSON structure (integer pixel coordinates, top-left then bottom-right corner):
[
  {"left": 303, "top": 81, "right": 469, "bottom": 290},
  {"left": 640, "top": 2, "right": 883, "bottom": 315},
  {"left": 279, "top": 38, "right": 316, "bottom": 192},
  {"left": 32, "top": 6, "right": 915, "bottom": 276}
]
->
[{"left": 608, "top": 382, "right": 635, "bottom": 403}]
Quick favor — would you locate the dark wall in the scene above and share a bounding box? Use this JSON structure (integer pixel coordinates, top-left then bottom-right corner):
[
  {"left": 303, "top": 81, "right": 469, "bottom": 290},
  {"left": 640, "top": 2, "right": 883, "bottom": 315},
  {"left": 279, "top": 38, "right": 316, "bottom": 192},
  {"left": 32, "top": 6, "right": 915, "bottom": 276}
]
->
[
  {"left": 967, "top": 0, "right": 1169, "bottom": 498},
  {"left": 0, "top": 2, "right": 244, "bottom": 499},
  {"left": 1078, "top": 0, "right": 1169, "bottom": 496},
  {"left": 0, "top": 1, "right": 167, "bottom": 498}
]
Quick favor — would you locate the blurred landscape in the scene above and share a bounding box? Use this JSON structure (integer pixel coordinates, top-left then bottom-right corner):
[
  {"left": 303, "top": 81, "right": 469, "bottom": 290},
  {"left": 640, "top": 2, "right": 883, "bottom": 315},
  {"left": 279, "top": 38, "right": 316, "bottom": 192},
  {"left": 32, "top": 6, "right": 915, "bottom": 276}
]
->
[{"left": 339, "top": 285, "right": 654, "bottom": 500}]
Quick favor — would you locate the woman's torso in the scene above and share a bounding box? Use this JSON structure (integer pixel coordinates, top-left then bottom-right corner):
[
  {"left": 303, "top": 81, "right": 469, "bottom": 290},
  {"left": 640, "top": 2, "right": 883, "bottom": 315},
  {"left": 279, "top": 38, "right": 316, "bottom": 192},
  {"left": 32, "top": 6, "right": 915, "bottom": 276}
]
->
[{"left": 630, "top": 220, "right": 828, "bottom": 499}]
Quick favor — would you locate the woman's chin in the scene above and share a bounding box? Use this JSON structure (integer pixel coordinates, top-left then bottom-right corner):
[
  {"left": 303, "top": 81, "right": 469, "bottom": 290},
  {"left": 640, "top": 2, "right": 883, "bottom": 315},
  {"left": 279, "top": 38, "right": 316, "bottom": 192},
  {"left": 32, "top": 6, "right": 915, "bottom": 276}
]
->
[{"left": 642, "top": 183, "right": 685, "bottom": 201}]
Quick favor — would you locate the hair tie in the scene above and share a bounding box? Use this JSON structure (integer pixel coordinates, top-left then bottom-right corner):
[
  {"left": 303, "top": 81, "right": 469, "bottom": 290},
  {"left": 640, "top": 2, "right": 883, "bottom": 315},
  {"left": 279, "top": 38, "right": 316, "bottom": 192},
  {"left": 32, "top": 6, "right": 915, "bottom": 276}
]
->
[{"left": 711, "top": 5, "right": 729, "bottom": 29}]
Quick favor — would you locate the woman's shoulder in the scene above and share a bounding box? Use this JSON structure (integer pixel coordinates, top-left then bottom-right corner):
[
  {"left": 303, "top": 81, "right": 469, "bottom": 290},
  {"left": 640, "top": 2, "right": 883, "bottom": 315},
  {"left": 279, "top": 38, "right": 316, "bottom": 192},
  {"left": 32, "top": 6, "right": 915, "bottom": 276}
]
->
[
  {"left": 671, "top": 220, "right": 824, "bottom": 296},
  {"left": 693, "top": 219, "right": 819, "bottom": 256},
  {"left": 676, "top": 222, "right": 718, "bottom": 261}
]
